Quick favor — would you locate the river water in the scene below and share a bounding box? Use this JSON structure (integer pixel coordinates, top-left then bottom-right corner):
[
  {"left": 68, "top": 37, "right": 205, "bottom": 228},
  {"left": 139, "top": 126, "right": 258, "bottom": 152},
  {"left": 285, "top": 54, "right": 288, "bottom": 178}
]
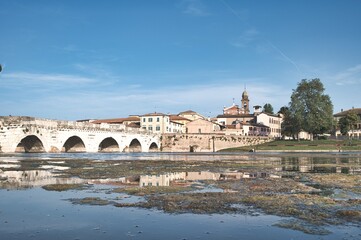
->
[{"left": 1, "top": 152, "right": 361, "bottom": 240}]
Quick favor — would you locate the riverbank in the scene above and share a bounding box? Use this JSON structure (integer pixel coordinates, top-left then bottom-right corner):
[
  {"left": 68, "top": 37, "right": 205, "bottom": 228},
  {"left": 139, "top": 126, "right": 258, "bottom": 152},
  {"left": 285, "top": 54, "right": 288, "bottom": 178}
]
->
[{"left": 219, "top": 139, "right": 361, "bottom": 152}]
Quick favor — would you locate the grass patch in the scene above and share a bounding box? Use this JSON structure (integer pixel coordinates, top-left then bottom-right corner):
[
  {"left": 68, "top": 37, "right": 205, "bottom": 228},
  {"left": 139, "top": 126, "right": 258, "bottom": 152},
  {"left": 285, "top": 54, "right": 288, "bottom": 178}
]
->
[{"left": 220, "top": 139, "right": 361, "bottom": 152}]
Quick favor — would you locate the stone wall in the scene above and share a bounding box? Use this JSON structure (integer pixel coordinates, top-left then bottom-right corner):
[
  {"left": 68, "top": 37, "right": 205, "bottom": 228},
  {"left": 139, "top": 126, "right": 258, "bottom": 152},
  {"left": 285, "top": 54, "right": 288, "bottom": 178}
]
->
[{"left": 161, "top": 133, "right": 272, "bottom": 152}]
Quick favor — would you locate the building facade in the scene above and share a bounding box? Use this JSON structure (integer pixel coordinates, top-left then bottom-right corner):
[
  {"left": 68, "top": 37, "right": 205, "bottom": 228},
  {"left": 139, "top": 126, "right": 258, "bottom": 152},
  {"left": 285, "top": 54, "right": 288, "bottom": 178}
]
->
[
  {"left": 217, "top": 90, "right": 282, "bottom": 138},
  {"left": 334, "top": 108, "right": 361, "bottom": 138},
  {"left": 141, "top": 113, "right": 184, "bottom": 134},
  {"left": 256, "top": 112, "right": 282, "bottom": 138},
  {"left": 186, "top": 119, "right": 222, "bottom": 134}
]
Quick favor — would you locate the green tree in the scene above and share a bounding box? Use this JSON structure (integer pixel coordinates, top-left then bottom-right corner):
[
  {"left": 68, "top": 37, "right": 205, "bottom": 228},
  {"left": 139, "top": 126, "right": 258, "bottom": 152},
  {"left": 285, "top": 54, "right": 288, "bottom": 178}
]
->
[
  {"left": 339, "top": 117, "right": 349, "bottom": 135},
  {"left": 263, "top": 103, "right": 274, "bottom": 114},
  {"left": 278, "top": 106, "right": 300, "bottom": 139},
  {"left": 289, "top": 78, "right": 333, "bottom": 139},
  {"left": 339, "top": 110, "right": 359, "bottom": 137}
]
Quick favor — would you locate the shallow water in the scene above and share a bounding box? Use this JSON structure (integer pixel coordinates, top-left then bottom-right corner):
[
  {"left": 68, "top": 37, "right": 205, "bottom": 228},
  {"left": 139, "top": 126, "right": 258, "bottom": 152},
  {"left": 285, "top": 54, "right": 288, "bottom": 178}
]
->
[{"left": 1, "top": 152, "right": 361, "bottom": 239}]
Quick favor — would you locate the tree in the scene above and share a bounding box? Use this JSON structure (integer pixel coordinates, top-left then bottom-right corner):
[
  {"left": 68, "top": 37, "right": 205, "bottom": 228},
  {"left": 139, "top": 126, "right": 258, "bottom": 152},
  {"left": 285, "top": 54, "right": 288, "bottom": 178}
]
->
[
  {"left": 289, "top": 78, "right": 333, "bottom": 139},
  {"left": 339, "top": 117, "right": 349, "bottom": 136},
  {"left": 263, "top": 103, "right": 274, "bottom": 114},
  {"left": 278, "top": 106, "right": 300, "bottom": 139},
  {"left": 339, "top": 110, "right": 359, "bottom": 137}
]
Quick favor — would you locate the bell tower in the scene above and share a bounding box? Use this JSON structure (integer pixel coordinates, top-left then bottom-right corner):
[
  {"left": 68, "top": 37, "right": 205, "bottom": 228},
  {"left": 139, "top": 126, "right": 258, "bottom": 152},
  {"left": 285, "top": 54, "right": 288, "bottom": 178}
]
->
[{"left": 241, "top": 89, "right": 250, "bottom": 114}]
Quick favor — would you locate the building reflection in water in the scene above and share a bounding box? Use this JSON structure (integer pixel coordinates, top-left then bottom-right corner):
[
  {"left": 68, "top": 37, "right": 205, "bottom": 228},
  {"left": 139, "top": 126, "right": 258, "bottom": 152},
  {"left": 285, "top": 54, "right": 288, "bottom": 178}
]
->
[
  {"left": 0, "top": 169, "right": 84, "bottom": 189},
  {"left": 139, "top": 171, "right": 281, "bottom": 187},
  {"left": 281, "top": 156, "right": 361, "bottom": 174}
]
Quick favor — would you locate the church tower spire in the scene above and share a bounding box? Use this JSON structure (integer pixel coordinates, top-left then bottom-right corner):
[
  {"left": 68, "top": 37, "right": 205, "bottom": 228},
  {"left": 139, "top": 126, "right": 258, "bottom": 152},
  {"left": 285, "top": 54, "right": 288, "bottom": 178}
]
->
[{"left": 241, "top": 87, "right": 250, "bottom": 114}]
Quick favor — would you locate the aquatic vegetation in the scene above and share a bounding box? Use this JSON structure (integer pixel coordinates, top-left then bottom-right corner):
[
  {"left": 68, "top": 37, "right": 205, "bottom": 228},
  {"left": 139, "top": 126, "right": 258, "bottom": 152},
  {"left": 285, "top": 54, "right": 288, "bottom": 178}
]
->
[
  {"left": 42, "top": 183, "right": 88, "bottom": 191},
  {"left": 113, "top": 186, "right": 193, "bottom": 196},
  {"left": 274, "top": 219, "right": 331, "bottom": 235},
  {"left": 139, "top": 192, "right": 244, "bottom": 214},
  {"left": 69, "top": 197, "right": 111, "bottom": 206},
  {"left": 336, "top": 210, "right": 361, "bottom": 221}
]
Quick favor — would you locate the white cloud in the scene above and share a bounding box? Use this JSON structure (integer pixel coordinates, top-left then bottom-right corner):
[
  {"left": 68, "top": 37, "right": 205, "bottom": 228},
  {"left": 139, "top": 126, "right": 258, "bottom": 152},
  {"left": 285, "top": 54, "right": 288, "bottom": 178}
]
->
[
  {"left": 332, "top": 64, "right": 361, "bottom": 86},
  {"left": 231, "top": 29, "right": 260, "bottom": 48},
  {"left": 181, "top": 0, "right": 209, "bottom": 16},
  {"left": 2, "top": 72, "right": 96, "bottom": 87},
  {"left": 0, "top": 70, "right": 290, "bottom": 120}
]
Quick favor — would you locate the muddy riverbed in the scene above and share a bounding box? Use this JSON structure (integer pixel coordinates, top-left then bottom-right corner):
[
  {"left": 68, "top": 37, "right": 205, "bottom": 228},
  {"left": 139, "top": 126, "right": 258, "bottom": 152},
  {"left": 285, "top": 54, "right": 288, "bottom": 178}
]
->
[{"left": 1, "top": 152, "right": 361, "bottom": 239}]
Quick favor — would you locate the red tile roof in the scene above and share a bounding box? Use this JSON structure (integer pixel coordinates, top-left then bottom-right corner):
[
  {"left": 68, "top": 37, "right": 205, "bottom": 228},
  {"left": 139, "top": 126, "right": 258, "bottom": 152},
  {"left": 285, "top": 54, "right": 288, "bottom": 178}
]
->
[
  {"left": 334, "top": 108, "right": 361, "bottom": 117},
  {"left": 142, "top": 112, "right": 167, "bottom": 117},
  {"left": 169, "top": 115, "right": 191, "bottom": 121},
  {"left": 92, "top": 116, "right": 140, "bottom": 124}
]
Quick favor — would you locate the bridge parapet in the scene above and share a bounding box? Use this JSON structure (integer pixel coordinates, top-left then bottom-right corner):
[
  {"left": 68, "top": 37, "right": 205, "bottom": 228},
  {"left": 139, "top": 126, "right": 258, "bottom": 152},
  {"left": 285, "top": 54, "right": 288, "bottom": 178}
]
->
[
  {"left": 0, "top": 116, "right": 159, "bottom": 153},
  {"left": 0, "top": 116, "right": 148, "bottom": 134}
]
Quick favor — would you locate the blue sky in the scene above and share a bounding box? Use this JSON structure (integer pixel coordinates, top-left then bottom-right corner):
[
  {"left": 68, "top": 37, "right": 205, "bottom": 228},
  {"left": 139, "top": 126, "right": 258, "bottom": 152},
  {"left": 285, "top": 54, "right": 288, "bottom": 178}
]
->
[{"left": 1, "top": 0, "right": 360, "bottom": 120}]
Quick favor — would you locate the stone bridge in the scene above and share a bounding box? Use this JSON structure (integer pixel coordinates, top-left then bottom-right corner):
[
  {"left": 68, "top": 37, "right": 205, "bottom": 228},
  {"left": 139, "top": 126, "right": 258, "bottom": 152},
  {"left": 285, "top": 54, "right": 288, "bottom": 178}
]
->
[{"left": 0, "top": 116, "right": 160, "bottom": 153}]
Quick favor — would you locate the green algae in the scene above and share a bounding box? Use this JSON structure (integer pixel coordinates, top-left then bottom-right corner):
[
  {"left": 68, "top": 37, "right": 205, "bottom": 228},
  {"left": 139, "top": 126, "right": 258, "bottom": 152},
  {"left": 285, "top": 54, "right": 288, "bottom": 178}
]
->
[{"left": 42, "top": 183, "right": 88, "bottom": 192}]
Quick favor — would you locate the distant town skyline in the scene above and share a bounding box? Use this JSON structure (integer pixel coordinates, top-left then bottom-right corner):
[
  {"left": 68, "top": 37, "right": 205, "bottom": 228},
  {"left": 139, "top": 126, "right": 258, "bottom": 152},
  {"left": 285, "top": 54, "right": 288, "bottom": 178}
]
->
[{"left": 1, "top": 0, "right": 360, "bottom": 120}]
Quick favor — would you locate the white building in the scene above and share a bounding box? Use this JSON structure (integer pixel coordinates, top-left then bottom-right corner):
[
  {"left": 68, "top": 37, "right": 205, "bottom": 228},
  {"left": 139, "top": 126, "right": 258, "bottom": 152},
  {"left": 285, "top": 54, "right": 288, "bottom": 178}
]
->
[
  {"left": 256, "top": 112, "right": 282, "bottom": 138},
  {"left": 140, "top": 113, "right": 184, "bottom": 134},
  {"left": 334, "top": 108, "right": 361, "bottom": 138}
]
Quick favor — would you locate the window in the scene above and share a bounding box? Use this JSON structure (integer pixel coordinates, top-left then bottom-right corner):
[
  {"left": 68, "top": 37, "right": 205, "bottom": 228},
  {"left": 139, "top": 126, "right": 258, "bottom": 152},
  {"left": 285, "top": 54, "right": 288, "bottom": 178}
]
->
[
  {"left": 157, "top": 117, "right": 160, "bottom": 122},
  {"left": 148, "top": 118, "right": 153, "bottom": 122},
  {"left": 148, "top": 126, "right": 153, "bottom": 131},
  {"left": 143, "top": 118, "right": 146, "bottom": 122},
  {"left": 156, "top": 126, "right": 160, "bottom": 131}
]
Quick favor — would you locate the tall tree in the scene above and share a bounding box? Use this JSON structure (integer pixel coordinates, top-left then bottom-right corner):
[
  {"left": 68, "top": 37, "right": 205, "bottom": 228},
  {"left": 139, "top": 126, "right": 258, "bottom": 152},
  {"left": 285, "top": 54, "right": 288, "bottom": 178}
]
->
[
  {"left": 263, "top": 103, "right": 274, "bottom": 114},
  {"left": 289, "top": 79, "right": 333, "bottom": 139}
]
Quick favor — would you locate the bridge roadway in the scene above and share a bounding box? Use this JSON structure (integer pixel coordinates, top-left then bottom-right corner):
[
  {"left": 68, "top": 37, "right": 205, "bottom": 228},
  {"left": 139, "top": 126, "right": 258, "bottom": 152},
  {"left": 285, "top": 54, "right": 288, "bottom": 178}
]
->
[{"left": 0, "top": 116, "right": 160, "bottom": 153}]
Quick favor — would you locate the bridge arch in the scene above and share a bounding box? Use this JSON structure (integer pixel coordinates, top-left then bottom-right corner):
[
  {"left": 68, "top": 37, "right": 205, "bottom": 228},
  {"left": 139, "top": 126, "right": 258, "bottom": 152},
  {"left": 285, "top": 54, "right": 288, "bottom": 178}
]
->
[
  {"left": 124, "top": 138, "right": 142, "bottom": 152},
  {"left": 15, "top": 135, "right": 46, "bottom": 153},
  {"left": 98, "top": 137, "right": 120, "bottom": 152},
  {"left": 149, "top": 142, "right": 159, "bottom": 152},
  {"left": 62, "top": 136, "right": 86, "bottom": 153}
]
